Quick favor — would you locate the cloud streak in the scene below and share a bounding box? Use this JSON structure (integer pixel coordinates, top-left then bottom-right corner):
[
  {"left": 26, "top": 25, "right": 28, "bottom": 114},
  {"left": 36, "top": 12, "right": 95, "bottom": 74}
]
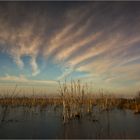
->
[{"left": 0, "top": 74, "right": 57, "bottom": 85}]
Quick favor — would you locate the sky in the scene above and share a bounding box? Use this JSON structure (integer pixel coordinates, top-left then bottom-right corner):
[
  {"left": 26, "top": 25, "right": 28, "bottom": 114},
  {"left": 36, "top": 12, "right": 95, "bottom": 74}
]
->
[{"left": 0, "top": 1, "right": 140, "bottom": 95}]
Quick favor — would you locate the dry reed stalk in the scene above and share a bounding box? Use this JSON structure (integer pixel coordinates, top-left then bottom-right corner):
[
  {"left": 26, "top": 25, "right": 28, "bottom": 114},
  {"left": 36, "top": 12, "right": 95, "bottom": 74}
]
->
[{"left": 58, "top": 79, "right": 94, "bottom": 123}]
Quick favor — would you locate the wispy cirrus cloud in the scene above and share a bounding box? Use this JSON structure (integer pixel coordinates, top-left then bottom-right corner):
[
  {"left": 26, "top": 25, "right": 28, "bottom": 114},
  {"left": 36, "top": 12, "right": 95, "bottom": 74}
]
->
[
  {"left": 43, "top": 7, "right": 94, "bottom": 60},
  {"left": 0, "top": 2, "right": 140, "bottom": 93},
  {"left": 54, "top": 32, "right": 102, "bottom": 62},
  {"left": 0, "top": 74, "right": 57, "bottom": 85},
  {"left": 0, "top": 6, "right": 46, "bottom": 76},
  {"left": 0, "top": 74, "right": 27, "bottom": 82},
  {"left": 4, "top": 23, "right": 44, "bottom": 75}
]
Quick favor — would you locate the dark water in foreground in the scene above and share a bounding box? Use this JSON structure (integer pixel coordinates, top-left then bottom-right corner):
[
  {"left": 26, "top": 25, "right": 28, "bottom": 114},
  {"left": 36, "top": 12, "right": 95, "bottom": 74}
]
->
[{"left": 0, "top": 106, "right": 140, "bottom": 139}]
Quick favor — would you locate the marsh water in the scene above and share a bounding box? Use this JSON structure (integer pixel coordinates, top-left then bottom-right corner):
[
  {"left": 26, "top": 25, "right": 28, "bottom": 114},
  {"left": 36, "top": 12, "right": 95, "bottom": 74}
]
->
[{"left": 0, "top": 106, "right": 140, "bottom": 139}]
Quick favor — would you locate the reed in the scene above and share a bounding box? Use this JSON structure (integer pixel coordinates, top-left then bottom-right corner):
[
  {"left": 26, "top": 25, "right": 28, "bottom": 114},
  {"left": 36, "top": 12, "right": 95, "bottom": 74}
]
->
[
  {"left": 58, "top": 80, "right": 95, "bottom": 123},
  {"left": 0, "top": 82, "right": 140, "bottom": 124}
]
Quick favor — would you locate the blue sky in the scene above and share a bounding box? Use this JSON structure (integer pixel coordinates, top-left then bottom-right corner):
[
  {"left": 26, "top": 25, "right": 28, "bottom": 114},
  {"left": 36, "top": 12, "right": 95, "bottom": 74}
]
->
[{"left": 0, "top": 1, "right": 140, "bottom": 95}]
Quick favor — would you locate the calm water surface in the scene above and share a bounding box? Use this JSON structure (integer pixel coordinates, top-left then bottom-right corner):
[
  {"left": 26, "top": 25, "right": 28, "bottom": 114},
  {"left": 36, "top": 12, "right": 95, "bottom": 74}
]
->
[{"left": 0, "top": 106, "right": 140, "bottom": 139}]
